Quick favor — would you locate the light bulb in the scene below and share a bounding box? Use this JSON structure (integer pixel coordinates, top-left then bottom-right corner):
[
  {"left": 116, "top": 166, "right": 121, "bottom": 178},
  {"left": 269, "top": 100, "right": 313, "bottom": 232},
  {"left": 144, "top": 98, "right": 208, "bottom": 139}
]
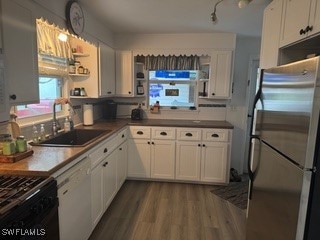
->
[
  {"left": 211, "top": 12, "right": 218, "bottom": 24},
  {"left": 238, "top": 0, "right": 249, "bottom": 8}
]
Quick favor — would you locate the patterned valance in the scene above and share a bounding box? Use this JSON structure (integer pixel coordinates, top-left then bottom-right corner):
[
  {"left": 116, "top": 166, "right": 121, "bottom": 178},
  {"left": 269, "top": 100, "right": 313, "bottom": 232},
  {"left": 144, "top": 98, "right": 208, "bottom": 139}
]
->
[{"left": 136, "top": 55, "right": 200, "bottom": 70}]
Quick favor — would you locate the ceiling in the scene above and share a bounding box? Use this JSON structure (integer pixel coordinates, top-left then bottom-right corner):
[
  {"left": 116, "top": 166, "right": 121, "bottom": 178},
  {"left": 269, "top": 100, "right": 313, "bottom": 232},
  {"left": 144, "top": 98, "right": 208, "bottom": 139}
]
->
[{"left": 80, "top": 0, "right": 272, "bottom": 37}]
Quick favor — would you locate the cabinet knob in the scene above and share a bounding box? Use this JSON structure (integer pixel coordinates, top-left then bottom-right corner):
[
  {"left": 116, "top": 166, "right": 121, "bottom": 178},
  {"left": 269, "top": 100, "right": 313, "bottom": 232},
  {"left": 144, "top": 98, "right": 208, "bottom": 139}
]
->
[
  {"left": 211, "top": 93, "right": 215, "bottom": 96},
  {"left": 198, "top": 144, "right": 201, "bottom": 147},
  {"left": 122, "top": 134, "right": 125, "bottom": 138},
  {"left": 137, "top": 131, "right": 143, "bottom": 135},
  {"left": 186, "top": 133, "right": 193, "bottom": 137},
  {"left": 299, "top": 28, "right": 306, "bottom": 35},
  {"left": 103, "top": 162, "right": 108, "bottom": 167},
  {"left": 10, "top": 94, "right": 17, "bottom": 100},
  {"left": 148, "top": 141, "right": 150, "bottom": 145},
  {"left": 152, "top": 142, "right": 155, "bottom": 145},
  {"left": 119, "top": 148, "right": 122, "bottom": 151},
  {"left": 128, "top": 91, "right": 131, "bottom": 94},
  {"left": 104, "top": 148, "right": 108, "bottom": 153},
  {"left": 160, "top": 132, "right": 167, "bottom": 136},
  {"left": 306, "top": 25, "right": 313, "bottom": 33},
  {"left": 202, "top": 144, "right": 206, "bottom": 147},
  {"left": 212, "top": 133, "right": 219, "bottom": 138},
  {"left": 107, "top": 91, "right": 112, "bottom": 94}
]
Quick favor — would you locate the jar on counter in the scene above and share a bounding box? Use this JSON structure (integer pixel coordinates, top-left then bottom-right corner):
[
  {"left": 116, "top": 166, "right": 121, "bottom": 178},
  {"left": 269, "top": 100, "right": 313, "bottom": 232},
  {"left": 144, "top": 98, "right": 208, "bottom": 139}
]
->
[
  {"left": 2, "top": 138, "right": 16, "bottom": 156},
  {"left": 16, "top": 136, "right": 27, "bottom": 153},
  {"left": 0, "top": 134, "right": 12, "bottom": 155}
]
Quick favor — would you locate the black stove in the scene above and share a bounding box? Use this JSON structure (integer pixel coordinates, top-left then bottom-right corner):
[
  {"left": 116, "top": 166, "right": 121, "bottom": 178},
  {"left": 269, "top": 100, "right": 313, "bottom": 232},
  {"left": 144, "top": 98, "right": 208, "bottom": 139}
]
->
[
  {"left": 0, "top": 175, "right": 59, "bottom": 240},
  {"left": 0, "top": 176, "right": 50, "bottom": 215}
]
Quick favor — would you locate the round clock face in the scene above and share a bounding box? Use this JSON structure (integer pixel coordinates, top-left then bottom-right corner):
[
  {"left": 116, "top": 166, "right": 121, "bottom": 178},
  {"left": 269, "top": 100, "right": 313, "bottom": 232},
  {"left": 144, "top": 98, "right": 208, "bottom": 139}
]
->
[{"left": 66, "top": 1, "right": 84, "bottom": 35}]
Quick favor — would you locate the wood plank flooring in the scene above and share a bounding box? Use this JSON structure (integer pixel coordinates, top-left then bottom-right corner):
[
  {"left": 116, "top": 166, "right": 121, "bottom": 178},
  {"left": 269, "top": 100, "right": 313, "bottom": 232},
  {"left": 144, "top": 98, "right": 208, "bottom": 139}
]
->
[{"left": 89, "top": 180, "right": 246, "bottom": 240}]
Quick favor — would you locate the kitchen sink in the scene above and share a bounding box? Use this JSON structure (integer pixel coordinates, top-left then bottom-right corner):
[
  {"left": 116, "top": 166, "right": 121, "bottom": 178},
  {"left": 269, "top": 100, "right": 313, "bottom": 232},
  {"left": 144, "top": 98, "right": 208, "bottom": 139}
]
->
[{"left": 32, "top": 129, "right": 111, "bottom": 147}]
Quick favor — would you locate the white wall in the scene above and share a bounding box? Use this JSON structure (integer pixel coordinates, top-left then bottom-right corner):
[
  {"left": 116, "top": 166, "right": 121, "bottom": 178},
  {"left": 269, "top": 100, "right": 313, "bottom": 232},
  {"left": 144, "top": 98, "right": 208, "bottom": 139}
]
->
[{"left": 227, "top": 36, "right": 261, "bottom": 174}]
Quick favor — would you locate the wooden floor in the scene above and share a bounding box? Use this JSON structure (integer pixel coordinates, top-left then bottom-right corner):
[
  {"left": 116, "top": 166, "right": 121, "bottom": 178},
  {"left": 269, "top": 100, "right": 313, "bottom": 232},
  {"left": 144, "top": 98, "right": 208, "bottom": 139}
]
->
[{"left": 89, "top": 180, "right": 247, "bottom": 240}]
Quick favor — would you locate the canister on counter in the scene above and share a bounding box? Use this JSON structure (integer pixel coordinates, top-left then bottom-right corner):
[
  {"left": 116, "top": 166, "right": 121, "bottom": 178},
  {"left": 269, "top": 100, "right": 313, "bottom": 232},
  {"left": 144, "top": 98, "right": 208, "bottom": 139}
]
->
[
  {"left": 16, "top": 136, "right": 27, "bottom": 153},
  {"left": 2, "top": 138, "right": 16, "bottom": 156}
]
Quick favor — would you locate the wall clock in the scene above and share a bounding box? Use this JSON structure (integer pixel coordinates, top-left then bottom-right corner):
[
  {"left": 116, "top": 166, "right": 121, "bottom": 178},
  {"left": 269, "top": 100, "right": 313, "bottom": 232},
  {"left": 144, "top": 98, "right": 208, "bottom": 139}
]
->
[{"left": 66, "top": 1, "right": 84, "bottom": 35}]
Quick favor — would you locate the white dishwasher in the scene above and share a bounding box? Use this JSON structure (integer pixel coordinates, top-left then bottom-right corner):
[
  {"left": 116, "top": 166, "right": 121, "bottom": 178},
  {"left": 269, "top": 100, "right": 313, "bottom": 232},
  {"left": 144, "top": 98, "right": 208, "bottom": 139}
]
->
[{"left": 57, "top": 156, "right": 91, "bottom": 240}]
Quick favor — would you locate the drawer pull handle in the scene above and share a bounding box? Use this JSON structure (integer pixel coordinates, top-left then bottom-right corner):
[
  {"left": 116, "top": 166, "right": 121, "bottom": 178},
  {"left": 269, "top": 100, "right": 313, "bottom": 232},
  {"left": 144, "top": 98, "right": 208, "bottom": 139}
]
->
[
  {"left": 212, "top": 134, "right": 219, "bottom": 138},
  {"left": 137, "top": 131, "right": 143, "bottom": 135},
  {"left": 104, "top": 148, "right": 108, "bottom": 153},
  {"left": 103, "top": 162, "right": 108, "bottom": 167},
  {"left": 160, "top": 132, "right": 167, "bottom": 136},
  {"left": 186, "top": 133, "right": 193, "bottom": 137}
]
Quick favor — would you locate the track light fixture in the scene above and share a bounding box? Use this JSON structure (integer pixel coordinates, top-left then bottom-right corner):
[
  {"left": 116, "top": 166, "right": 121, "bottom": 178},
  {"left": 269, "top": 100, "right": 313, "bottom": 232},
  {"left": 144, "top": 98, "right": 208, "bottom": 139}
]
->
[{"left": 211, "top": 0, "right": 253, "bottom": 24}]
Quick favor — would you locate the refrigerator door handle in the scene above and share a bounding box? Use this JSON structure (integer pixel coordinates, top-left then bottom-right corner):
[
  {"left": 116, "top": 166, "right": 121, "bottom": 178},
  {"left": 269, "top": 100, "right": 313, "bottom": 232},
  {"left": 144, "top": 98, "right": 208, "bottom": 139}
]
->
[{"left": 248, "top": 135, "right": 260, "bottom": 200}]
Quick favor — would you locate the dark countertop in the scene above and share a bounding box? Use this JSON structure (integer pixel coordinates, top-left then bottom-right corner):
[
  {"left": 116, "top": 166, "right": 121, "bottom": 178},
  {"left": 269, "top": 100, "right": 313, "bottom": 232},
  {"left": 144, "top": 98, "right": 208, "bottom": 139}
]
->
[{"left": 0, "top": 119, "right": 233, "bottom": 176}]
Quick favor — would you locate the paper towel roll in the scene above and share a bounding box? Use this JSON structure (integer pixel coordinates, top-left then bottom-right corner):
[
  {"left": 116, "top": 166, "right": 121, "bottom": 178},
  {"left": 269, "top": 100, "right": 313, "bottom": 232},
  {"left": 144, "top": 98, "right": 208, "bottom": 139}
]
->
[{"left": 83, "top": 104, "right": 93, "bottom": 126}]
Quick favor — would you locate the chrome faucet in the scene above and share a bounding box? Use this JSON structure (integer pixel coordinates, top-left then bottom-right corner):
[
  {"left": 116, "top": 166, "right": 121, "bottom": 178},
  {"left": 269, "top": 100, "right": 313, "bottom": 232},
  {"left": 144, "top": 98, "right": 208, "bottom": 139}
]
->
[{"left": 52, "top": 98, "right": 75, "bottom": 135}]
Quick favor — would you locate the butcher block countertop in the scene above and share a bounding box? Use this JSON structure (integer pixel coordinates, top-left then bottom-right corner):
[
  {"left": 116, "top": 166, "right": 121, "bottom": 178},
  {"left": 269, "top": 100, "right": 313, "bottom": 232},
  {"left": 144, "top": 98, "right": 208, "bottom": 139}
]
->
[{"left": 0, "top": 119, "right": 233, "bottom": 177}]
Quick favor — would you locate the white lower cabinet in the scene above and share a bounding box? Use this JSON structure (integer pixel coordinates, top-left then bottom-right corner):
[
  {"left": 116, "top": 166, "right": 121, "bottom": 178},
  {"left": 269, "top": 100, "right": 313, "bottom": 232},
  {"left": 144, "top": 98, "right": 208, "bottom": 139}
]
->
[
  {"left": 176, "top": 141, "right": 201, "bottom": 181},
  {"left": 128, "top": 126, "right": 176, "bottom": 179},
  {"left": 151, "top": 140, "right": 175, "bottom": 179},
  {"left": 201, "top": 141, "right": 229, "bottom": 183},
  {"left": 91, "top": 149, "right": 117, "bottom": 228},
  {"left": 128, "top": 138, "right": 151, "bottom": 178},
  {"left": 117, "top": 140, "right": 128, "bottom": 188}
]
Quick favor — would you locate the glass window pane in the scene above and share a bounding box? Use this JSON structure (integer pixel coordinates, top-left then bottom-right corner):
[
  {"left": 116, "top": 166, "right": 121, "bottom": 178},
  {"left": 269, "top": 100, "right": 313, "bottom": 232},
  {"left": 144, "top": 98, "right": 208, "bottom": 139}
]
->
[{"left": 16, "top": 76, "right": 62, "bottom": 118}]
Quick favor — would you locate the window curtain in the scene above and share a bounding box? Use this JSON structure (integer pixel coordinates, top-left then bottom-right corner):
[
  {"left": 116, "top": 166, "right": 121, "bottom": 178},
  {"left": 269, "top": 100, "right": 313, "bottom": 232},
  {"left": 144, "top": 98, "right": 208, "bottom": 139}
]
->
[
  {"left": 137, "top": 55, "right": 200, "bottom": 70},
  {"left": 36, "top": 18, "right": 72, "bottom": 76}
]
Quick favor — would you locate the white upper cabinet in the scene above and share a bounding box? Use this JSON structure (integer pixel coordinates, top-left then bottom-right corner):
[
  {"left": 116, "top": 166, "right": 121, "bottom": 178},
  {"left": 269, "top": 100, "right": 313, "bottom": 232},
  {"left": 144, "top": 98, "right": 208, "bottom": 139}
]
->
[
  {"left": 115, "top": 50, "right": 133, "bottom": 96},
  {"left": 99, "top": 42, "right": 115, "bottom": 97},
  {"left": 208, "top": 50, "right": 233, "bottom": 99},
  {"left": 2, "top": 0, "right": 39, "bottom": 105},
  {"left": 260, "top": 0, "right": 283, "bottom": 69},
  {"left": 70, "top": 38, "right": 116, "bottom": 98},
  {"left": 280, "top": 0, "right": 320, "bottom": 47}
]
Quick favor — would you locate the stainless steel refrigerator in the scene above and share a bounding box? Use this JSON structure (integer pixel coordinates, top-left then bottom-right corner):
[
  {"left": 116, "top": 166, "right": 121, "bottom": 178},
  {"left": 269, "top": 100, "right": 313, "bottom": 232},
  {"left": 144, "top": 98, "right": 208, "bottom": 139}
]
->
[{"left": 246, "top": 57, "right": 320, "bottom": 240}]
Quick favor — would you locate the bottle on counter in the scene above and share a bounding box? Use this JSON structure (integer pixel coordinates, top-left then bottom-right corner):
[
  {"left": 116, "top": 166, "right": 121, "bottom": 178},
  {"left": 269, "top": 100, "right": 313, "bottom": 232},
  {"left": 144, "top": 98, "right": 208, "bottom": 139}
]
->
[
  {"left": 40, "top": 124, "right": 46, "bottom": 141},
  {"left": 64, "top": 117, "right": 71, "bottom": 132},
  {"left": 32, "top": 124, "right": 39, "bottom": 143},
  {"left": 68, "top": 109, "right": 74, "bottom": 131}
]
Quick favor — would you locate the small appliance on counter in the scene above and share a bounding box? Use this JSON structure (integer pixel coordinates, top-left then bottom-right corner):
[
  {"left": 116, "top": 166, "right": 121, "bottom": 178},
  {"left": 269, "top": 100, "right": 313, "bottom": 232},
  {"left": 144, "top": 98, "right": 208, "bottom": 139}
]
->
[
  {"left": 131, "top": 105, "right": 143, "bottom": 120},
  {"left": 103, "top": 100, "right": 117, "bottom": 119}
]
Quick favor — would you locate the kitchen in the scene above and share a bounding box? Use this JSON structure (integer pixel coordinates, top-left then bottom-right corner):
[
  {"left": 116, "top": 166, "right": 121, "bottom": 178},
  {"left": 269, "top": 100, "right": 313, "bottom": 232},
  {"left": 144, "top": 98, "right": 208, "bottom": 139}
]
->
[{"left": 0, "top": 0, "right": 319, "bottom": 239}]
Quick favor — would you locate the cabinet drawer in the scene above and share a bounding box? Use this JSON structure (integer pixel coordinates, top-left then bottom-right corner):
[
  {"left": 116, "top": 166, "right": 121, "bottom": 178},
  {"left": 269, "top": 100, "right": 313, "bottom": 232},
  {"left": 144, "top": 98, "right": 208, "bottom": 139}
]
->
[
  {"left": 176, "top": 128, "right": 202, "bottom": 141},
  {"left": 129, "top": 126, "right": 151, "bottom": 139},
  {"left": 152, "top": 127, "right": 176, "bottom": 140},
  {"left": 90, "top": 135, "right": 118, "bottom": 168},
  {"left": 202, "top": 129, "right": 230, "bottom": 142},
  {"left": 117, "top": 127, "right": 128, "bottom": 144}
]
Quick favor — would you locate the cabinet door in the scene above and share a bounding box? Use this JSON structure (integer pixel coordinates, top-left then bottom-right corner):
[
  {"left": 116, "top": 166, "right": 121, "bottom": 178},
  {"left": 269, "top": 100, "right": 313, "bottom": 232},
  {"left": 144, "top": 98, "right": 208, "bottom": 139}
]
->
[
  {"left": 116, "top": 50, "right": 133, "bottom": 96},
  {"left": 151, "top": 140, "right": 175, "bottom": 179},
  {"left": 127, "top": 139, "right": 151, "bottom": 178},
  {"left": 2, "top": 0, "right": 39, "bottom": 105},
  {"left": 201, "top": 142, "right": 229, "bottom": 183},
  {"left": 176, "top": 141, "right": 201, "bottom": 181},
  {"left": 260, "top": 0, "right": 283, "bottom": 69},
  {"left": 103, "top": 149, "right": 118, "bottom": 210},
  {"left": 309, "top": 0, "right": 320, "bottom": 37},
  {"left": 117, "top": 141, "right": 128, "bottom": 189},
  {"left": 91, "top": 162, "right": 104, "bottom": 228},
  {"left": 209, "top": 50, "right": 232, "bottom": 99},
  {"left": 280, "top": 0, "right": 312, "bottom": 47},
  {"left": 99, "top": 42, "right": 115, "bottom": 97}
]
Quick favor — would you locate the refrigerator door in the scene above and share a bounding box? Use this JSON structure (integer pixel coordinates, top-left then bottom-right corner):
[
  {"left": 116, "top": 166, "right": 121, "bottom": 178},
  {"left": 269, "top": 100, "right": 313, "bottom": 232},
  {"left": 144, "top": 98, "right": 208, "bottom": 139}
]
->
[
  {"left": 246, "top": 141, "right": 304, "bottom": 240},
  {"left": 256, "top": 57, "right": 319, "bottom": 168}
]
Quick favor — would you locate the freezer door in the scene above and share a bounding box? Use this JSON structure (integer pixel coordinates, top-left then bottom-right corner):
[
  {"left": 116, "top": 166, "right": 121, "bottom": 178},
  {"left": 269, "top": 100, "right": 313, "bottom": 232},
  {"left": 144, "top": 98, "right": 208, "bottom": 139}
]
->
[{"left": 246, "top": 141, "right": 304, "bottom": 240}]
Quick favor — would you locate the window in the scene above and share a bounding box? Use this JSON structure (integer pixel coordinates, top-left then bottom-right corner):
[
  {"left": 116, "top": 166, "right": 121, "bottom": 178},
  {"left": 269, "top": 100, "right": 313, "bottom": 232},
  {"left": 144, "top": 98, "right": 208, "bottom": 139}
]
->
[
  {"left": 149, "top": 70, "right": 197, "bottom": 108},
  {"left": 16, "top": 76, "right": 63, "bottom": 119}
]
